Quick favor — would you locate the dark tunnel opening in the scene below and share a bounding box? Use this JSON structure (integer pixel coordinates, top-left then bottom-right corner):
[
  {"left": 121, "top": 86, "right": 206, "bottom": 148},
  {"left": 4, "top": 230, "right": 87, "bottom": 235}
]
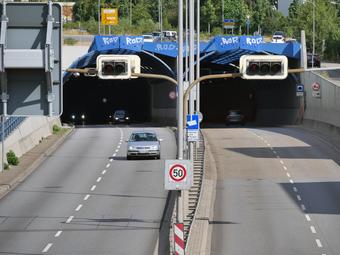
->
[
  {"left": 62, "top": 76, "right": 151, "bottom": 125},
  {"left": 200, "top": 74, "right": 302, "bottom": 126}
]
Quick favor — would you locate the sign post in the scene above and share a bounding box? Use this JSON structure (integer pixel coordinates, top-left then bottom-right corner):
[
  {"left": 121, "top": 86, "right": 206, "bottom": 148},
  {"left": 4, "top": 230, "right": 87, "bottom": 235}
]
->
[{"left": 101, "top": 8, "right": 118, "bottom": 35}]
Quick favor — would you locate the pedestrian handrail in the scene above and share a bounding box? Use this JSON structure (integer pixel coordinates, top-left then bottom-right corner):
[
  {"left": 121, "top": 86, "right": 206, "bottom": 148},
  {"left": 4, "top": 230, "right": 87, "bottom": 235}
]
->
[{"left": 0, "top": 117, "right": 26, "bottom": 142}]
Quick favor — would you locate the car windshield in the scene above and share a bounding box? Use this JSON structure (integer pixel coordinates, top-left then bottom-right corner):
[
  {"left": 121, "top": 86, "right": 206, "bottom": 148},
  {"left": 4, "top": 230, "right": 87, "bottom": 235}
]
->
[
  {"left": 130, "top": 133, "right": 158, "bottom": 142},
  {"left": 229, "top": 110, "right": 241, "bottom": 115},
  {"left": 114, "top": 110, "right": 125, "bottom": 117}
]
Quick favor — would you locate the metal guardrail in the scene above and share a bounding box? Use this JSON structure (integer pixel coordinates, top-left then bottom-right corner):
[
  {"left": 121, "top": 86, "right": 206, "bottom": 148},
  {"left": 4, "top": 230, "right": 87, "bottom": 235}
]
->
[{"left": 0, "top": 117, "right": 26, "bottom": 142}]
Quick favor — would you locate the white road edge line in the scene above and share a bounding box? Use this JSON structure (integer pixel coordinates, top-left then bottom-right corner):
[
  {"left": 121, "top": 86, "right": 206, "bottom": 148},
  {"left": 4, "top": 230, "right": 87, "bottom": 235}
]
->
[
  {"left": 280, "top": 160, "right": 284, "bottom": 165},
  {"left": 96, "top": 177, "right": 102, "bottom": 183},
  {"left": 91, "top": 185, "right": 96, "bottom": 191},
  {"left": 109, "top": 159, "right": 113, "bottom": 162},
  {"left": 115, "top": 149, "right": 119, "bottom": 152},
  {"left": 84, "top": 194, "right": 90, "bottom": 201},
  {"left": 55, "top": 231, "right": 62, "bottom": 237},
  {"left": 42, "top": 243, "right": 53, "bottom": 253},
  {"left": 112, "top": 153, "right": 116, "bottom": 157},
  {"left": 305, "top": 214, "right": 311, "bottom": 221},
  {"left": 310, "top": 226, "right": 317, "bottom": 234},
  {"left": 286, "top": 173, "right": 291, "bottom": 178},
  {"left": 75, "top": 204, "right": 83, "bottom": 211},
  {"left": 66, "top": 216, "right": 74, "bottom": 224},
  {"left": 283, "top": 166, "right": 288, "bottom": 170},
  {"left": 316, "top": 239, "right": 323, "bottom": 248}
]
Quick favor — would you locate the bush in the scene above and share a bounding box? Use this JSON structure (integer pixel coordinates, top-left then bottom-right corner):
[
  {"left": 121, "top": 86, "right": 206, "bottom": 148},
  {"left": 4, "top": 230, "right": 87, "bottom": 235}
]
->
[
  {"left": 53, "top": 124, "right": 61, "bottom": 134},
  {"left": 64, "top": 37, "right": 78, "bottom": 45},
  {"left": 7, "top": 150, "right": 19, "bottom": 166}
]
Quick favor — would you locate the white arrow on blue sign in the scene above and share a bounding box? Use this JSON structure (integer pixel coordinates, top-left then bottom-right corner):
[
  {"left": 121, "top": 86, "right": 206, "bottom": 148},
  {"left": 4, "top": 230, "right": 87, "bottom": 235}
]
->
[
  {"left": 296, "top": 84, "right": 304, "bottom": 92},
  {"left": 186, "top": 114, "right": 200, "bottom": 130}
]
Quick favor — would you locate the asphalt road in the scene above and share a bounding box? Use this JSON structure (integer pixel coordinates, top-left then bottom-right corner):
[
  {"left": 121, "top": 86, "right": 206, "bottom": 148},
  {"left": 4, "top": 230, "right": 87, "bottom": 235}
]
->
[
  {"left": 204, "top": 126, "right": 340, "bottom": 255},
  {"left": 0, "top": 126, "right": 176, "bottom": 255}
]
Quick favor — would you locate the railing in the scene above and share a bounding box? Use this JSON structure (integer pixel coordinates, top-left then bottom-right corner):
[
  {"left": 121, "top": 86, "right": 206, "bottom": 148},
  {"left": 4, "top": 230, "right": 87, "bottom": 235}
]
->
[{"left": 0, "top": 117, "right": 26, "bottom": 142}]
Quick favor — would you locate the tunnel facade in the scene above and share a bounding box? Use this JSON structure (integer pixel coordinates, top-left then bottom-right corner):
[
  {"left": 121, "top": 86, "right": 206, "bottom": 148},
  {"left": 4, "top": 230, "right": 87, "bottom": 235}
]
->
[{"left": 63, "top": 35, "right": 301, "bottom": 126}]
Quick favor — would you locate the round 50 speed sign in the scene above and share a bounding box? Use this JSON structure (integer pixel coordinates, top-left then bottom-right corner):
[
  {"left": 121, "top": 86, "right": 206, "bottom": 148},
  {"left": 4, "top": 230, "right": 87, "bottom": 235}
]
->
[{"left": 169, "top": 164, "right": 187, "bottom": 182}]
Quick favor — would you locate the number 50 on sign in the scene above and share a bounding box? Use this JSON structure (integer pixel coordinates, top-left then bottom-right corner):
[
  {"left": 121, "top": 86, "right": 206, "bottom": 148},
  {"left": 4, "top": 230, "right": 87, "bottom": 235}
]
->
[{"left": 164, "top": 160, "right": 193, "bottom": 190}]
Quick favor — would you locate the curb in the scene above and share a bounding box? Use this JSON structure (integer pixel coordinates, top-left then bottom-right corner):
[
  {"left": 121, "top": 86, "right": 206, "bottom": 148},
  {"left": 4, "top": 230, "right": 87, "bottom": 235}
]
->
[
  {"left": 0, "top": 127, "right": 75, "bottom": 200},
  {"left": 185, "top": 130, "right": 217, "bottom": 254}
]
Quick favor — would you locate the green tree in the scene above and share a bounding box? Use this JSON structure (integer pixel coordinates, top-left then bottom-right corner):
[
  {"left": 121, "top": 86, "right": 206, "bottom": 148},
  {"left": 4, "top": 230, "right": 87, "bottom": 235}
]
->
[
  {"left": 223, "top": 0, "right": 250, "bottom": 34},
  {"left": 201, "top": 0, "right": 218, "bottom": 33}
]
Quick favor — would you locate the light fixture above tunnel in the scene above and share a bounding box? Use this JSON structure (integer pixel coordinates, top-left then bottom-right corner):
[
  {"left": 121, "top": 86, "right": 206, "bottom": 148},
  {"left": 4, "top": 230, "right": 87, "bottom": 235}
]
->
[
  {"left": 96, "top": 55, "right": 141, "bottom": 80},
  {"left": 240, "top": 55, "right": 288, "bottom": 80}
]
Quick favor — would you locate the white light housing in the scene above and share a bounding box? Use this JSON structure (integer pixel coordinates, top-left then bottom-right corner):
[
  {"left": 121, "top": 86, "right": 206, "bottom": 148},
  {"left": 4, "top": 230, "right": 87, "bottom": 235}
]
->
[
  {"left": 96, "top": 55, "right": 141, "bottom": 80},
  {"left": 240, "top": 55, "right": 288, "bottom": 80}
]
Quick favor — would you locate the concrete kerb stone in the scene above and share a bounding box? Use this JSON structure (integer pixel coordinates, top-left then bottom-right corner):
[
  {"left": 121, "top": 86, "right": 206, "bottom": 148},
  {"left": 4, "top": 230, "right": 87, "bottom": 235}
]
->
[
  {"left": 0, "top": 127, "right": 75, "bottom": 200},
  {"left": 185, "top": 130, "right": 217, "bottom": 254}
]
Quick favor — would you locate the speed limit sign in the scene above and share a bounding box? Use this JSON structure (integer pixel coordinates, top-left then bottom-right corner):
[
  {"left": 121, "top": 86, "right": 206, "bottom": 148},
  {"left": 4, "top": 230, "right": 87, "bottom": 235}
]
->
[{"left": 165, "top": 160, "right": 193, "bottom": 190}]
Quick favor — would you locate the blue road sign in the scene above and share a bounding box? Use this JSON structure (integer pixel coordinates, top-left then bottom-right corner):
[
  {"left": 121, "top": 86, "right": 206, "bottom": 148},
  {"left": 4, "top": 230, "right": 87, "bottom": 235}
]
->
[
  {"left": 296, "top": 84, "right": 304, "bottom": 92},
  {"left": 186, "top": 114, "right": 199, "bottom": 130}
]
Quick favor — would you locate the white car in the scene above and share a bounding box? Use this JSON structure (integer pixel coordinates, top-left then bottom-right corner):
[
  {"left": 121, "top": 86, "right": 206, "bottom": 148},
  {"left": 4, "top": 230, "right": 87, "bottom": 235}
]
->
[
  {"left": 142, "top": 34, "right": 154, "bottom": 43},
  {"left": 272, "top": 31, "right": 285, "bottom": 43}
]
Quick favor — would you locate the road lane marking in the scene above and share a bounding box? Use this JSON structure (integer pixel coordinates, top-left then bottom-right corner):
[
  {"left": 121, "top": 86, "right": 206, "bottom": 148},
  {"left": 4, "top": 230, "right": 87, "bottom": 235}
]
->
[
  {"left": 115, "top": 149, "right": 119, "bottom": 152},
  {"left": 276, "top": 155, "right": 280, "bottom": 159},
  {"left": 66, "top": 216, "right": 74, "bottom": 224},
  {"left": 106, "top": 163, "right": 111, "bottom": 168},
  {"left": 280, "top": 160, "right": 284, "bottom": 165},
  {"left": 84, "top": 194, "right": 90, "bottom": 201},
  {"left": 310, "top": 226, "right": 316, "bottom": 233},
  {"left": 109, "top": 159, "right": 113, "bottom": 162},
  {"left": 289, "top": 179, "right": 294, "bottom": 184},
  {"left": 91, "top": 185, "right": 96, "bottom": 191},
  {"left": 55, "top": 231, "right": 62, "bottom": 237},
  {"left": 96, "top": 177, "right": 102, "bottom": 183},
  {"left": 273, "top": 150, "right": 277, "bottom": 154},
  {"left": 293, "top": 187, "right": 298, "bottom": 192},
  {"left": 283, "top": 166, "right": 288, "bottom": 170},
  {"left": 42, "top": 243, "right": 53, "bottom": 253},
  {"left": 117, "top": 145, "right": 121, "bottom": 149},
  {"left": 75, "top": 204, "right": 83, "bottom": 211},
  {"left": 286, "top": 173, "right": 291, "bottom": 178},
  {"left": 297, "top": 195, "right": 302, "bottom": 201},
  {"left": 316, "top": 239, "right": 323, "bottom": 248},
  {"left": 112, "top": 153, "right": 116, "bottom": 157},
  {"left": 301, "top": 204, "right": 306, "bottom": 211},
  {"left": 102, "top": 170, "right": 106, "bottom": 175},
  {"left": 305, "top": 214, "right": 311, "bottom": 221}
]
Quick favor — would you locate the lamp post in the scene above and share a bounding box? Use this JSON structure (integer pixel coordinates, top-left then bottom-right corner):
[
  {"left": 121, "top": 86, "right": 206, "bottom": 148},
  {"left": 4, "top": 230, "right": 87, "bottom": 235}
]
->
[{"left": 246, "top": 15, "right": 250, "bottom": 35}]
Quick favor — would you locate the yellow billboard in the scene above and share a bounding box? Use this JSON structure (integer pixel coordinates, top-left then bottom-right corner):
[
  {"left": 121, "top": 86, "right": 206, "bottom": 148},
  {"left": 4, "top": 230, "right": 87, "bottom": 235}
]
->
[{"left": 101, "top": 8, "right": 118, "bottom": 25}]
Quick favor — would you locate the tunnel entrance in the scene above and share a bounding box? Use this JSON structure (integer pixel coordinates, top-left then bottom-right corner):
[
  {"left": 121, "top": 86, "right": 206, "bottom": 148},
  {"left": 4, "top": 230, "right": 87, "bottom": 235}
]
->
[
  {"left": 201, "top": 75, "right": 302, "bottom": 126},
  {"left": 62, "top": 76, "right": 151, "bottom": 125}
]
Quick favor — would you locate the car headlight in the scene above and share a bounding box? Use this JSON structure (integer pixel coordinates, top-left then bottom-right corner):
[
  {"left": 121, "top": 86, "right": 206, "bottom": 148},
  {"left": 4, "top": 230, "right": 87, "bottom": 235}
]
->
[
  {"left": 150, "top": 145, "right": 158, "bottom": 150},
  {"left": 71, "top": 115, "right": 75, "bottom": 120},
  {"left": 125, "top": 117, "right": 130, "bottom": 120},
  {"left": 128, "top": 146, "right": 136, "bottom": 150},
  {"left": 115, "top": 117, "right": 119, "bottom": 120},
  {"left": 81, "top": 114, "right": 85, "bottom": 120}
]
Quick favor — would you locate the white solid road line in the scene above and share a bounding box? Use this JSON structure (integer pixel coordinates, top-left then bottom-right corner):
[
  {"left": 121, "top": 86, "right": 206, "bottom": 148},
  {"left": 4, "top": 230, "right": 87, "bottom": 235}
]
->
[
  {"left": 66, "top": 216, "right": 74, "bottom": 224},
  {"left": 305, "top": 214, "right": 311, "bottom": 221},
  {"left": 316, "top": 239, "right": 323, "bottom": 248},
  {"left": 106, "top": 163, "right": 111, "bottom": 168},
  {"left": 84, "top": 194, "right": 90, "bottom": 201},
  {"left": 55, "top": 231, "right": 62, "bottom": 237},
  {"left": 42, "top": 243, "right": 53, "bottom": 253},
  {"left": 75, "top": 204, "right": 83, "bottom": 211},
  {"left": 91, "top": 185, "right": 96, "bottom": 191},
  {"left": 310, "top": 226, "right": 317, "bottom": 234},
  {"left": 96, "top": 177, "right": 102, "bottom": 183}
]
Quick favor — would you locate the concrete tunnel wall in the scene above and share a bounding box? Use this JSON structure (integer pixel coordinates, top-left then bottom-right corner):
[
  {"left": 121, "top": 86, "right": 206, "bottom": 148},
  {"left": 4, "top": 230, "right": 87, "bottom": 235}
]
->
[{"left": 301, "top": 72, "right": 340, "bottom": 137}]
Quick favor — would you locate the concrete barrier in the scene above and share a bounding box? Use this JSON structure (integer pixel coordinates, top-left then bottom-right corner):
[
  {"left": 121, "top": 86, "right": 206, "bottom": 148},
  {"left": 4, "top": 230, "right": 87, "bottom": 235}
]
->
[{"left": 0, "top": 117, "right": 61, "bottom": 161}]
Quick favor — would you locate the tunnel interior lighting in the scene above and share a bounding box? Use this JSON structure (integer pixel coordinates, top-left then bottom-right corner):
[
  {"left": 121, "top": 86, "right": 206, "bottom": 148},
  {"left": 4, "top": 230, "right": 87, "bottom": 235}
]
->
[{"left": 240, "top": 55, "right": 288, "bottom": 80}]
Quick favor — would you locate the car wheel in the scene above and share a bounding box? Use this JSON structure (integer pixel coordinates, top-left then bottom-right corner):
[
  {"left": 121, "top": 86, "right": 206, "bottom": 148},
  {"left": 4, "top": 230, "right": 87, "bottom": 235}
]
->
[{"left": 127, "top": 156, "right": 132, "bottom": 160}]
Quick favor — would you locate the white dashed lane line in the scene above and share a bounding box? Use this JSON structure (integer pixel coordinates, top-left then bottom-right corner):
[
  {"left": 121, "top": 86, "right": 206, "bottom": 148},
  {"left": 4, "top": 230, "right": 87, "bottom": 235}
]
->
[
  {"left": 280, "top": 160, "right": 284, "bottom": 165},
  {"left": 301, "top": 204, "right": 306, "bottom": 211},
  {"left": 102, "top": 170, "right": 106, "bottom": 175},
  {"left": 66, "top": 216, "right": 74, "bottom": 224},
  {"left": 75, "top": 204, "right": 83, "bottom": 211},
  {"left": 305, "top": 214, "right": 311, "bottom": 221},
  {"left": 310, "top": 226, "right": 317, "bottom": 234},
  {"left": 106, "top": 163, "right": 111, "bottom": 168},
  {"left": 109, "top": 158, "right": 113, "bottom": 162},
  {"left": 316, "top": 239, "right": 323, "bottom": 248},
  {"left": 84, "top": 194, "right": 90, "bottom": 201},
  {"left": 55, "top": 231, "right": 62, "bottom": 237},
  {"left": 286, "top": 172, "right": 291, "bottom": 178},
  {"left": 96, "top": 177, "right": 102, "bottom": 183},
  {"left": 91, "top": 185, "right": 96, "bottom": 191},
  {"left": 283, "top": 166, "right": 288, "bottom": 170},
  {"left": 42, "top": 243, "right": 53, "bottom": 253},
  {"left": 296, "top": 195, "right": 302, "bottom": 201},
  {"left": 289, "top": 179, "right": 294, "bottom": 184},
  {"left": 293, "top": 187, "right": 298, "bottom": 193}
]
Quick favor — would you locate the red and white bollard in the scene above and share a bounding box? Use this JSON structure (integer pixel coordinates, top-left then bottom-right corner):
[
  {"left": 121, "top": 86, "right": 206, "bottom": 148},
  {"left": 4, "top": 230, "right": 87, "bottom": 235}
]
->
[{"left": 174, "top": 223, "right": 185, "bottom": 255}]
